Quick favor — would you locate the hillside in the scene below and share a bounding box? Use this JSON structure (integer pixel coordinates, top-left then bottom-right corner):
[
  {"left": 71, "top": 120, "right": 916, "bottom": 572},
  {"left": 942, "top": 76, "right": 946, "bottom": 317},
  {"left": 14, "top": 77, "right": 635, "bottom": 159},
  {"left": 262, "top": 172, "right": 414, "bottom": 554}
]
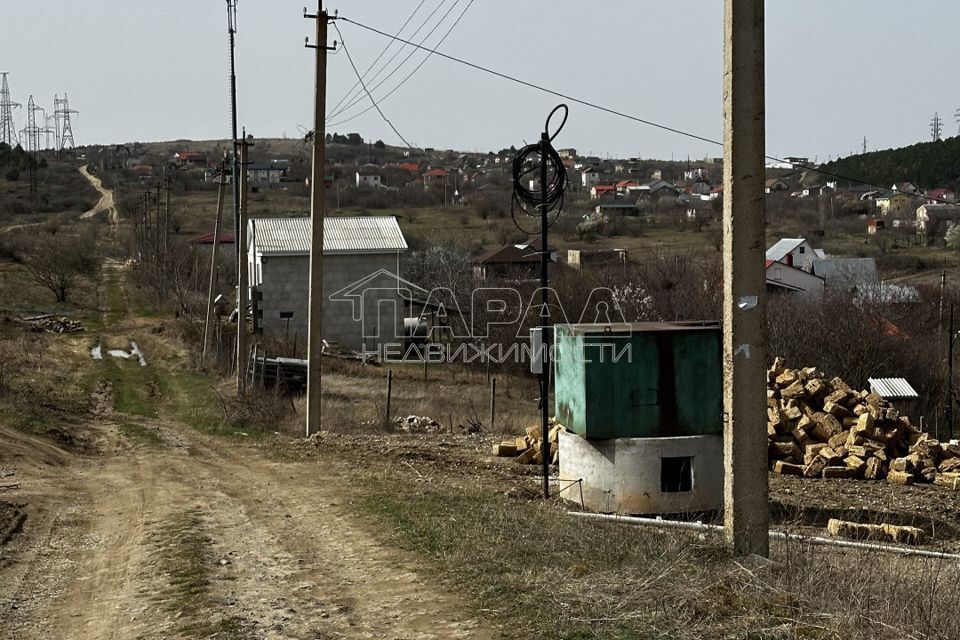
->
[{"left": 819, "top": 135, "right": 960, "bottom": 191}]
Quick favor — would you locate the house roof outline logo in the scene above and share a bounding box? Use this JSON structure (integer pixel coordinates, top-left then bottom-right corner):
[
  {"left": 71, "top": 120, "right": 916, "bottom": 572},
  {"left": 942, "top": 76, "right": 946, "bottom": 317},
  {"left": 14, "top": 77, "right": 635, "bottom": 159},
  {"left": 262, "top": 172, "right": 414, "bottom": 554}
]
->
[{"left": 328, "top": 269, "right": 428, "bottom": 322}]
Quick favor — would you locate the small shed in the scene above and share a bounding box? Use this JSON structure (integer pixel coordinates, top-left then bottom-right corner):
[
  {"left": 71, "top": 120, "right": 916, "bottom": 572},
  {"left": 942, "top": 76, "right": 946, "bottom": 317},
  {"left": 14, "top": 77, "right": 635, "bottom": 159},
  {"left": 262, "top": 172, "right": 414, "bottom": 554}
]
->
[{"left": 868, "top": 377, "right": 919, "bottom": 417}]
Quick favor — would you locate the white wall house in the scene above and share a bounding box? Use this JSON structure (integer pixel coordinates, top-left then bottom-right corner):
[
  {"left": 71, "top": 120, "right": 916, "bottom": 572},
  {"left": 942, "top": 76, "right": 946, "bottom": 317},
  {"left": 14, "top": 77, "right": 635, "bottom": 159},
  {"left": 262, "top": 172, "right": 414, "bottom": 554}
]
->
[
  {"left": 356, "top": 171, "right": 382, "bottom": 188},
  {"left": 247, "top": 163, "right": 286, "bottom": 184},
  {"left": 766, "top": 260, "right": 824, "bottom": 298},
  {"left": 765, "top": 238, "right": 819, "bottom": 272},
  {"left": 581, "top": 168, "right": 600, "bottom": 188}
]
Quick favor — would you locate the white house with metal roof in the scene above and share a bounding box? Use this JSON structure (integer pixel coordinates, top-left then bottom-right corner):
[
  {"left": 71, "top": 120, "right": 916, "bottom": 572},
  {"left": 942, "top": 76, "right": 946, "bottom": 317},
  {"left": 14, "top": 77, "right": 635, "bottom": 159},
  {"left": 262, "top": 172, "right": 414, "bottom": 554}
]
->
[
  {"left": 248, "top": 216, "right": 409, "bottom": 353},
  {"left": 765, "top": 238, "right": 820, "bottom": 272}
]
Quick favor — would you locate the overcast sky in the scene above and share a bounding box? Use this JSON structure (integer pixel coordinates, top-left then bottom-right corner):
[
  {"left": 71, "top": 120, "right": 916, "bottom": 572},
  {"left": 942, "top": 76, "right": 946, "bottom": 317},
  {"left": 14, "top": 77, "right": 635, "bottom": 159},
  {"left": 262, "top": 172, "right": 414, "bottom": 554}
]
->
[{"left": 5, "top": 1, "right": 960, "bottom": 162}]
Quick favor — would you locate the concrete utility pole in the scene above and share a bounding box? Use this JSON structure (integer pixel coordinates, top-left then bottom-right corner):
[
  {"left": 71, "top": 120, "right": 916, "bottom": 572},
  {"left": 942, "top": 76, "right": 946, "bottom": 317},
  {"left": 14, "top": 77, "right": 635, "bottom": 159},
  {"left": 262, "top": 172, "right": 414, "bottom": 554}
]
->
[
  {"left": 203, "top": 171, "right": 228, "bottom": 365},
  {"left": 722, "top": 0, "right": 769, "bottom": 557},
  {"left": 305, "top": 2, "right": 331, "bottom": 436},
  {"left": 237, "top": 136, "right": 250, "bottom": 395}
]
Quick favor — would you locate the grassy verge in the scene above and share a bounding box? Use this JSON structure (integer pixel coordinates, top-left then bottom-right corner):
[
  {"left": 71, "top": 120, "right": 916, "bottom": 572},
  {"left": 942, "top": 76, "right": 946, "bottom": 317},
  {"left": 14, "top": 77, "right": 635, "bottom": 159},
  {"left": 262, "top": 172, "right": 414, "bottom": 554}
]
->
[
  {"left": 357, "top": 479, "right": 960, "bottom": 639},
  {"left": 150, "top": 507, "right": 249, "bottom": 638}
]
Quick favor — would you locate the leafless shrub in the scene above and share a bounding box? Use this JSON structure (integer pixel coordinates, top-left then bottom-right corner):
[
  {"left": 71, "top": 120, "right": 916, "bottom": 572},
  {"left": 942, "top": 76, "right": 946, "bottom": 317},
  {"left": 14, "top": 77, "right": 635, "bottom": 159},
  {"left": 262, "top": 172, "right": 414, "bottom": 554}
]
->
[{"left": 11, "top": 226, "right": 99, "bottom": 302}]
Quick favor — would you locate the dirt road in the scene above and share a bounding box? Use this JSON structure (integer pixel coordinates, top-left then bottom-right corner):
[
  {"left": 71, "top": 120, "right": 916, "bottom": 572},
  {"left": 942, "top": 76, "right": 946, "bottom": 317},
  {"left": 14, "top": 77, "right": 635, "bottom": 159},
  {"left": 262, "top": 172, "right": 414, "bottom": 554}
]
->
[
  {"left": 0, "top": 417, "right": 492, "bottom": 639},
  {"left": 0, "top": 165, "right": 116, "bottom": 236},
  {"left": 79, "top": 165, "right": 118, "bottom": 224}
]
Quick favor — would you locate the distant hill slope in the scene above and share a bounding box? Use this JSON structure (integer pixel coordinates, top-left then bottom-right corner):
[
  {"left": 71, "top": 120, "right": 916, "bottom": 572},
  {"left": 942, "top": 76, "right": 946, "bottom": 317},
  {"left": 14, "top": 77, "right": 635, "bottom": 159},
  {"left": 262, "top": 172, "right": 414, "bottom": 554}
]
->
[{"left": 819, "top": 135, "right": 960, "bottom": 191}]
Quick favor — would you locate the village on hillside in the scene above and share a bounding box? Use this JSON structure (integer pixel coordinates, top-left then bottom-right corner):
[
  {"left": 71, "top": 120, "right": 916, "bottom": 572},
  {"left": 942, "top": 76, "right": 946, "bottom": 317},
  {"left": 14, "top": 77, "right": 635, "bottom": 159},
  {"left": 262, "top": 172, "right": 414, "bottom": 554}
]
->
[{"left": 6, "top": 2, "right": 960, "bottom": 637}]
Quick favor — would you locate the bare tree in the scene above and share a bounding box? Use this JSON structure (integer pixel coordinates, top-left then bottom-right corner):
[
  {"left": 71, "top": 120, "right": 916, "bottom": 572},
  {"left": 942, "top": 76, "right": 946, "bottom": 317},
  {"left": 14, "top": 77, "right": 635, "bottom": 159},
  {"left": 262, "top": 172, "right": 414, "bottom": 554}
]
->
[{"left": 15, "top": 228, "right": 98, "bottom": 303}]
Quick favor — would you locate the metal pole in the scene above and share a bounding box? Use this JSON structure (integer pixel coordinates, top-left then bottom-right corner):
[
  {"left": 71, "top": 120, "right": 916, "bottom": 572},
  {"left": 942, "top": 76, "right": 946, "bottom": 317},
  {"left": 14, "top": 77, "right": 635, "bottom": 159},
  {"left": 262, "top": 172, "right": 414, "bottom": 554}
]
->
[
  {"left": 950, "top": 302, "right": 954, "bottom": 441},
  {"left": 722, "top": 0, "right": 769, "bottom": 557},
  {"left": 539, "top": 130, "right": 551, "bottom": 499},
  {"left": 305, "top": 2, "right": 329, "bottom": 436},
  {"left": 385, "top": 368, "right": 393, "bottom": 429},
  {"left": 489, "top": 377, "right": 496, "bottom": 431},
  {"left": 236, "top": 136, "right": 250, "bottom": 396},
  {"left": 202, "top": 173, "right": 227, "bottom": 365},
  {"left": 940, "top": 270, "right": 946, "bottom": 344}
]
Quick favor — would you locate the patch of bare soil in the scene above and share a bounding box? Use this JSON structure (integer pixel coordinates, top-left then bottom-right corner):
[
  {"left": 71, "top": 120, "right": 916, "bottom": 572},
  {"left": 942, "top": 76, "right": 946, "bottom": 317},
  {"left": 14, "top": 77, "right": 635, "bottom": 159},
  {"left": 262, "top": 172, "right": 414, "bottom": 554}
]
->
[{"left": 770, "top": 473, "right": 960, "bottom": 549}]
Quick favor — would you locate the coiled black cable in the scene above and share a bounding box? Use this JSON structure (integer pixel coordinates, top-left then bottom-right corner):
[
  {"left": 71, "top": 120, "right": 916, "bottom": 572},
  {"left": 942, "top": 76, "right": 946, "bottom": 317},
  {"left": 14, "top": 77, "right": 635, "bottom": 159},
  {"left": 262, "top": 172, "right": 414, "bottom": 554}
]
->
[{"left": 511, "top": 104, "right": 569, "bottom": 233}]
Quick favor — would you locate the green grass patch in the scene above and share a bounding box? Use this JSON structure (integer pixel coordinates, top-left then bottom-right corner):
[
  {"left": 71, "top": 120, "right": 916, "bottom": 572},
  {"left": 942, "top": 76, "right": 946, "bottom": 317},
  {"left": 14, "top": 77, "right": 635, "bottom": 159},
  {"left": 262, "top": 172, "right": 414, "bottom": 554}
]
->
[
  {"left": 102, "top": 266, "right": 127, "bottom": 326},
  {"left": 149, "top": 507, "right": 252, "bottom": 639},
  {"left": 100, "top": 357, "right": 158, "bottom": 417}
]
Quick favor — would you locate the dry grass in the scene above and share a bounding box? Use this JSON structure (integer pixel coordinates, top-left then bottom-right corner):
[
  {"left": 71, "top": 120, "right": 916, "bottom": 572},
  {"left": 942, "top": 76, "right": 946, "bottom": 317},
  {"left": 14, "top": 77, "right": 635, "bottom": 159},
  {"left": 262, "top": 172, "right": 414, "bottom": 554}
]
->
[
  {"left": 357, "top": 477, "right": 960, "bottom": 640},
  {"left": 281, "top": 358, "right": 540, "bottom": 437}
]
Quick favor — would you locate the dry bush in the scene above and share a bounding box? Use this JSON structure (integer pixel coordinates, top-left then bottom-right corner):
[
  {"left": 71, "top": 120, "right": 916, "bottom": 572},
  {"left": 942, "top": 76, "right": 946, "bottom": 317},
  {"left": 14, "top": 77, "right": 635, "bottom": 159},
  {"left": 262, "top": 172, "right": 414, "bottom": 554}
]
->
[
  {"left": 768, "top": 288, "right": 943, "bottom": 423},
  {"left": 228, "top": 388, "right": 296, "bottom": 433},
  {"left": 9, "top": 226, "right": 99, "bottom": 303}
]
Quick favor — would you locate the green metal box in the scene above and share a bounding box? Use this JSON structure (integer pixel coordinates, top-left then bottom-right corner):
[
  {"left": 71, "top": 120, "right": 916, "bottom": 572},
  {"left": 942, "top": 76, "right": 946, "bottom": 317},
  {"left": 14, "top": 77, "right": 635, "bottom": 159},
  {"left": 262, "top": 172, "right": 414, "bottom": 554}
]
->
[{"left": 554, "top": 322, "right": 723, "bottom": 439}]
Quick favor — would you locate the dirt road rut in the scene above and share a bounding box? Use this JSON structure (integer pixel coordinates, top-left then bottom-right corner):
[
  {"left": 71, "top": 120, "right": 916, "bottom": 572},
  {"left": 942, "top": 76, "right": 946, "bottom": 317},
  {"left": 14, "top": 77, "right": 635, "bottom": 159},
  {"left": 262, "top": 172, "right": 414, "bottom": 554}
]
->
[{"left": 0, "top": 421, "right": 492, "bottom": 639}]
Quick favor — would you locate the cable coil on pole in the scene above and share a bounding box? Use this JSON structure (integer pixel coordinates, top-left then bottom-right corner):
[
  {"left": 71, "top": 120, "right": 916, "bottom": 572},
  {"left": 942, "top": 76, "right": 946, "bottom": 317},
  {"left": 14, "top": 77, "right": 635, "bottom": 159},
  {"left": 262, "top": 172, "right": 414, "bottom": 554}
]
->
[{"left": 510, "top": 104, "right": 569, "bottom": 233}]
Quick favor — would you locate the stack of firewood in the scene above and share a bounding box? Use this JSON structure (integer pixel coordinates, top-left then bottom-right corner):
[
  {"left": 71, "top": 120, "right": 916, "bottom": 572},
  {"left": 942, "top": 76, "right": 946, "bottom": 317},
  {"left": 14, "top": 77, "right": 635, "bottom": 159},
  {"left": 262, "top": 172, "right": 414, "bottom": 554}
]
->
[{"left": 767, "top": 358, "right": 960, "bottom": 488}]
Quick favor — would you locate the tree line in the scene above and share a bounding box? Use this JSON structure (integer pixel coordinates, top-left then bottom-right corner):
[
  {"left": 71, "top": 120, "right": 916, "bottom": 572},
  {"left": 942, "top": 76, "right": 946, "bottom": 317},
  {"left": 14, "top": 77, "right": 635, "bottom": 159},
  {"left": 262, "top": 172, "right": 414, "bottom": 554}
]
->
[{"left": 820, "top": 135, "right": 960, "bottom": 191}]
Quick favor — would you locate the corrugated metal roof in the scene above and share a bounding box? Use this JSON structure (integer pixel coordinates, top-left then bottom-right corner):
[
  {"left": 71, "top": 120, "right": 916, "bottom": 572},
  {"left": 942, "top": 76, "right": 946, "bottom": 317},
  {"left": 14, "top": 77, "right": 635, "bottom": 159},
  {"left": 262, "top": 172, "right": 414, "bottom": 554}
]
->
[
  {"left": 811, "top": 258, "right": 878, "bottom": 285},
  {"left": 868, "top": 377, "right": 918, "bottom": 399},
  {"left": 250, "top": 216, "right": 407, "bottom": 255}
]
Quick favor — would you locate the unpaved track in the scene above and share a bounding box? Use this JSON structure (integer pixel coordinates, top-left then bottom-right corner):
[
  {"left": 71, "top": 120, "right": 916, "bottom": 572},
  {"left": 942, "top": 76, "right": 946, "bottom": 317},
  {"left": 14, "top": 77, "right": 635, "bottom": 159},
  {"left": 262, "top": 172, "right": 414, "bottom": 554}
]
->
[
  {"left": 0, "top": 419, "right": 492, "bottom": 639},
  {"left": 0, "top": 165, "right": 117, "bottom": 235},
  {"left": 79, "top": 165, "right": 118, "bottom": 224}
]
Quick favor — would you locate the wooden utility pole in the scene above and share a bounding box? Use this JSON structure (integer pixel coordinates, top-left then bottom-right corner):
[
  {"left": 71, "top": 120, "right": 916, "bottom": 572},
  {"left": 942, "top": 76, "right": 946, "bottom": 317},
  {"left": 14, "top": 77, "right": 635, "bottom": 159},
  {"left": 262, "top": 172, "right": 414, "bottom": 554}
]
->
[
  {"left": 203, "top": 171, "right": 227, "bottom": 365},
  {"left": 236, "top": 137, "right": 250, "bottom": 395},
  {"left": 305, "top": 2, "right": 330, "bottom": 436},
  {"left": 722, "top": 0, "right": 769, "bottom": 557}
]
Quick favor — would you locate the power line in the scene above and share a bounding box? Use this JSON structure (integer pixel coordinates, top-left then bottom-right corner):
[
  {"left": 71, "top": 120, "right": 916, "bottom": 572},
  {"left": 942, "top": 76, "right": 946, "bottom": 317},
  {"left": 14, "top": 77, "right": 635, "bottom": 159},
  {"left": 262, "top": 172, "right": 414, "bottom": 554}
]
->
[
  {"left": 328, "top": 0, "right": 467, "bottom": 123},
  {"left": 337, "top": 15, "right": 957, "bottom": 205},
  {"left": 332, "top": 22, "right": 413, "bottom": 148},
  {"left": 329, "top": 0, "right": 475, "bottom": 129},
  {"left": 328, "top": 0, "right": 453, "bottom": 121},
  {"left": 339, "top": 15, "right": 721, "bottom": 147},
  {"left": 329, "top": 0, "right": 460, "bottom": 122},
  {"left": 326, "top": 0, "right": 429, "bottom": 119}
]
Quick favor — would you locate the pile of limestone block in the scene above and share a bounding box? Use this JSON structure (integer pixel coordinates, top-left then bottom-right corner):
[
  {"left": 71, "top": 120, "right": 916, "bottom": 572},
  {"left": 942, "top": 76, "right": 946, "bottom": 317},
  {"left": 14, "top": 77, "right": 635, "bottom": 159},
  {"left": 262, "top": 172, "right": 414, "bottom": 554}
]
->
[
  {"left": 767, "top": 358, "right": 960, "bottom": 488},
  {"left": 492, "top": 422, "right": 565, "bottom": 465}
]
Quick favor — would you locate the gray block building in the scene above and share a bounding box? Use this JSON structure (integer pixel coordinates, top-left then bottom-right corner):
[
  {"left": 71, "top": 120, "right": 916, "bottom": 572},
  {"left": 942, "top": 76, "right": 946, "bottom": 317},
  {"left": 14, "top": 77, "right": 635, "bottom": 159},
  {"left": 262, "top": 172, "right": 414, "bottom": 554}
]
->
[{"left": 248, "top": 216, "right": 410, "bottom": 354}]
